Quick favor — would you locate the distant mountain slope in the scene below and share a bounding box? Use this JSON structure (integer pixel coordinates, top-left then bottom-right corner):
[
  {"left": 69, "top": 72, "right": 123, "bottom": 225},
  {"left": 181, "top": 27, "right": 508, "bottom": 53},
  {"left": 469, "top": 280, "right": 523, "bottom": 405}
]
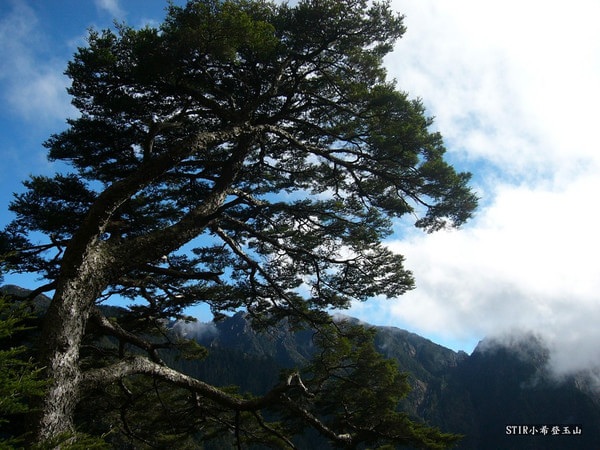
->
[{"left": 434, "top": 335, "right": 600, "bottom": 449}]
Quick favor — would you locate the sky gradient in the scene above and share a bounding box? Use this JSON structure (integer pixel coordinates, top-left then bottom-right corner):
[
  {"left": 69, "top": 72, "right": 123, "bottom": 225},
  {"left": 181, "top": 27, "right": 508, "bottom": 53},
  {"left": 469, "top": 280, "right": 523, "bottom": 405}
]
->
[{"left": 1, "top": 0, "right": 599, "bottom": 377}]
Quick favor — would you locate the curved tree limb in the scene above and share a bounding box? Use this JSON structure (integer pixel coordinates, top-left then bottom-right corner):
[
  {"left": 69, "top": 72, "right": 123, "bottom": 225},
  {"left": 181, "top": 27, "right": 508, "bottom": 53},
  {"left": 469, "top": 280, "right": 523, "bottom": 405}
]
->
[
  {"left": 82, "top": 355, "right": 284, "bottom": 411},
  {"left": 89, "top": 307, "right": 168, "bottom": 364},
  {"left": 80, "top": 355, "right": 354, "bottom": 446}
]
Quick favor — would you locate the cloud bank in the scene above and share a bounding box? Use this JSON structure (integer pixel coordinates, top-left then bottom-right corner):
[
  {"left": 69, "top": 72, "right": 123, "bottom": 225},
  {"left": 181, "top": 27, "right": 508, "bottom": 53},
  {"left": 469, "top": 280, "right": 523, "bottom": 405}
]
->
[
  {"left": 172, "top": 320, "right": 219, "bottom": 341},
  {"left": 387, "top": 175, "right": 600, "bottom": 373},
  {"left": 358, "top": 0, "right": 600, "bottom": 377},
  {"left": 388, "top": 0, "right": 600, "bottom": 178}
]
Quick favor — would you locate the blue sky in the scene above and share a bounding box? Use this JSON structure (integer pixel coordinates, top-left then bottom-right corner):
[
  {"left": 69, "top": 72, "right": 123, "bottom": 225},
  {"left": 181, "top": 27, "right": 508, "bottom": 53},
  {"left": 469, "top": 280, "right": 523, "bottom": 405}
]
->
[{"left": 1, "top": 0, "right": 600, "bottom": 376}]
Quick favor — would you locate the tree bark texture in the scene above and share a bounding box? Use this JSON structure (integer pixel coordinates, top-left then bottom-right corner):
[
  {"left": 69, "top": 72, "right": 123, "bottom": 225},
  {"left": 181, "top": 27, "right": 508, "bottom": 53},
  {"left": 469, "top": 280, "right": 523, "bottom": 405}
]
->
[{"left": 36, "top": 242, "right": 113, "bottom": 441}]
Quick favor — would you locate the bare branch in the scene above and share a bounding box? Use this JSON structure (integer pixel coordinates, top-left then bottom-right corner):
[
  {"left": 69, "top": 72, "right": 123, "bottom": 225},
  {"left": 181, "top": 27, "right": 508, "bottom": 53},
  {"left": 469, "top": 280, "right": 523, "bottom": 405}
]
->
[
  {"left": 113, "top": 129, "right": 265, "bottom": 276},
  {"left": 89, "top": 307, "right": 168, "bottom": 363},
  {"left": 142, "top": 264, "right": 223, "bottom": 283},
  {"left": 81, "top": 356, "right": 355, "bottom": 446},
  {"left": 60, "top": 126, "right": 252, "bottom": 279},
  {"left": 227, "top": 188, "right": 267, "bottom": 207},
  {"left": 252, "top": 411, "right": 298, "bottom": 449},
  {"left": 278, "top": 395, "right": 353, "bottom": 446},
  {"left": 82, "top": 355, "right": 285, "bottom": 411}
]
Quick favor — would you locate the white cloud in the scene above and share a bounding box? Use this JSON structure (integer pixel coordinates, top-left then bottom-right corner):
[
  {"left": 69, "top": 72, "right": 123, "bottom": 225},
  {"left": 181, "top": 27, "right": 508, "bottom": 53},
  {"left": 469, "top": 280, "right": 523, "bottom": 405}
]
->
[
  {"left": 172, "top": 319, "right": 218, "bottom": 340},
  {"left": 383, "top": 173, "right": 600, "bottom": 375},
  {"left": 0, "top": 2, "right": 75, "bottom": 125},
  {"left": 352, "top": 0, "right": 600, "bottom": 376},
  {"left": 94, "top": 0, "right": 125, "bottom": 19},
  {"left": 388, "top": 0, "right": 600, "bottom": 178}
]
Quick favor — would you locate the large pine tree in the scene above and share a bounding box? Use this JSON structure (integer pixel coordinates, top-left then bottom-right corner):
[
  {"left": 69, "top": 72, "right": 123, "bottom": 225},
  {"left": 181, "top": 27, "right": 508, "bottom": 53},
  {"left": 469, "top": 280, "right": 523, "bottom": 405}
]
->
[{"left": 2, "top": 0, "right": 477, "bottom": 446}]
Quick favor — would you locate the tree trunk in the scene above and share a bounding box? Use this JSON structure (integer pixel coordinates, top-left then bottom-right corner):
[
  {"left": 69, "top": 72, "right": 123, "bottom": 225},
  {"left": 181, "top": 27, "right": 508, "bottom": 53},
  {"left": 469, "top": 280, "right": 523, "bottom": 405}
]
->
[
  {"left": 32, "top": 131, "right": 252, "bottom": 442},
  {"left": 35, "top": 243, "right": 111, "bottom": 443}
]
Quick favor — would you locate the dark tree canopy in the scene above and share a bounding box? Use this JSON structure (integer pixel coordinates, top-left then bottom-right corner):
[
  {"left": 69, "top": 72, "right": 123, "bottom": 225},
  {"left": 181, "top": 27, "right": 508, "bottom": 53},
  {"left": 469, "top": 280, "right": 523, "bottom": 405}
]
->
[{"left": 2, "top": 0, "right": 476, "bottom": 447}]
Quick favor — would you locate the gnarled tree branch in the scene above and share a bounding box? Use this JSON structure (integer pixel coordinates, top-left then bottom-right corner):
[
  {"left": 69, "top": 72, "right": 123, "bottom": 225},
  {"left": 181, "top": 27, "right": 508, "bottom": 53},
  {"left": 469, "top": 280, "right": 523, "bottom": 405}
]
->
[
  {"left": 89, "top": 307, "right": 168, "bottom": 364},
  {"left": 80, "top": 355, "right": 354, "bottom": 446}
]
